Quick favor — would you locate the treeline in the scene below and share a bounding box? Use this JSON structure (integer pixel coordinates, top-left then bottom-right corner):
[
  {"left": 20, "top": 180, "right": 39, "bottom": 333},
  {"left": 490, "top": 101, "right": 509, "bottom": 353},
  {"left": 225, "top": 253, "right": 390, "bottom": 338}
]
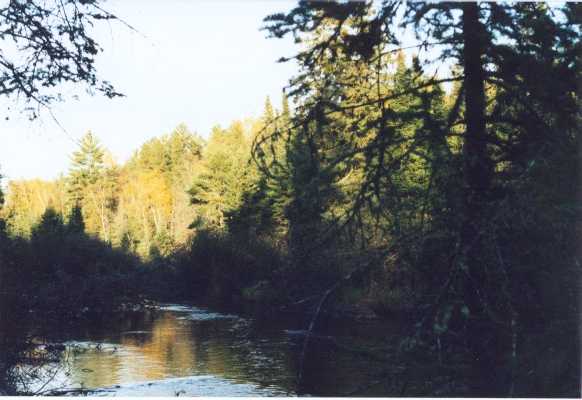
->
[
  {"left": 0, "top": 109, "right": 291, "bottom": 301},
  {"left": 3, "top": 124, "right": 202, "bottom": 258},
  {"left": 2, "top": 118, "right": 280, "bottom": 259}
]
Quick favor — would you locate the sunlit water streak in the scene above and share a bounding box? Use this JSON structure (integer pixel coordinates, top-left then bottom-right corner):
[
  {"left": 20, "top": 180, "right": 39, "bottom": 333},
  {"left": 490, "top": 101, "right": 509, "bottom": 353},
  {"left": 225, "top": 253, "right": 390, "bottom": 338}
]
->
[{"left": 18, "top": 303, "right": 396, "bottom": 396}]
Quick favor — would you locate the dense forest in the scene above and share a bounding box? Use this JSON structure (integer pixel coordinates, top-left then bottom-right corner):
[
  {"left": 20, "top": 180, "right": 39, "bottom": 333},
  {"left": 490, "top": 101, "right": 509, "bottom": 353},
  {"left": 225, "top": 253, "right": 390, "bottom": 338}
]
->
[{"left": 0, "top": 0, "right": 580, "bottom": 397}]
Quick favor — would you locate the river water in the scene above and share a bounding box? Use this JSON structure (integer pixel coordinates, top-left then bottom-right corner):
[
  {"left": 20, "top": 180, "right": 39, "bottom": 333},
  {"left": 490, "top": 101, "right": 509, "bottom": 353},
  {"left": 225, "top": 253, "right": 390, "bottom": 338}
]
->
[{"left": 21, "top": 303, "right": 403, "bottom": 396}]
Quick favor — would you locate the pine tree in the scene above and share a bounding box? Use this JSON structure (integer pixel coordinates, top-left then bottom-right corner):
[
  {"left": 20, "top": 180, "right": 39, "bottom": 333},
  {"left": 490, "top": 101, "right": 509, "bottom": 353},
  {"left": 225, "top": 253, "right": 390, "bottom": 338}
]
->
[
  {"left": 67, "top": 205, "right": 85, "bottom": 234},
  {"left": 262, "top": 1, "right": 581, "bottom": 395},
  {"left": 68, "top": 131, "right": 105, "bottom": 205},
  {"left": 189, "top": 122, "right": 255, "bottom": 230}
]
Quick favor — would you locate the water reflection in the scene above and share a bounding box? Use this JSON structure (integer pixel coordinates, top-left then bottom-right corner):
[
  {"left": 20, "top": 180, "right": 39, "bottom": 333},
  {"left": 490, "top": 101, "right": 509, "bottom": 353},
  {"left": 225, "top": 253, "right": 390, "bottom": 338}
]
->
[
  {"left": 61, "top": 306, "right": 297, "bottom": 394},
  {"left": 36, "top": 304, "right": 396, "bottom": 396}
]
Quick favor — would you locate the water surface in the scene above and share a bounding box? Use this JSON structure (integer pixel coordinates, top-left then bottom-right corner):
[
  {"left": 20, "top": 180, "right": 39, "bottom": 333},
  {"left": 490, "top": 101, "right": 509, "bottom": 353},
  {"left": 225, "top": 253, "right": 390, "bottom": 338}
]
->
[{"left": 24, "top": 303, "right": 399, "bottom": 396}]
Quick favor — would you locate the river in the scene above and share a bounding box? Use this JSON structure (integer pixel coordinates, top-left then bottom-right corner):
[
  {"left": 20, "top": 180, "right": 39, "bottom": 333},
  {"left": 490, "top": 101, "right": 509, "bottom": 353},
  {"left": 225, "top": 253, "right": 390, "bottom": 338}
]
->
[{"left": 18, "top": 303, "right": 405, "bottom": 396}]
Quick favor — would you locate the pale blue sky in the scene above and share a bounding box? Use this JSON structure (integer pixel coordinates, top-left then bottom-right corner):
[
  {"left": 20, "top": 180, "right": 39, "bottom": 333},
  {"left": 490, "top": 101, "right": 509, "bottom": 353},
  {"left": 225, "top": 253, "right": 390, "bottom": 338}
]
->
[{"left": 0, "top": 0, "right": 298, "bottom": 181}]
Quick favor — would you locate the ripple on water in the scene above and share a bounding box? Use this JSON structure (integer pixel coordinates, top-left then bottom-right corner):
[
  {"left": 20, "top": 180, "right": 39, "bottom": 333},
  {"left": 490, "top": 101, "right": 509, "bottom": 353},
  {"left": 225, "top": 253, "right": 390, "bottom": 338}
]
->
[
  {"left": 159, "top": 303, "right": 241, "bottom": 321},
  {"left": 91, "top": 375, "right": 293, "bottom": 397},
  {"left": 62, "top": 341, "right": 120, "bottom": 351}
]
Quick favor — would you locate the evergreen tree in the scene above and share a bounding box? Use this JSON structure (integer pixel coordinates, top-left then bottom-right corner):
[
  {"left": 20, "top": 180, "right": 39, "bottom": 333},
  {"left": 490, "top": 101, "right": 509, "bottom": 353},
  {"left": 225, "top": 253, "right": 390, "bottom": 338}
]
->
[
  {"left": 68, "top": 131, "right": 105, "bottom": 205},
  {"left": 67, "top": 205, "right": 85, "bottom": 234},
  {"left": 262, "top": 1, "right": 581, "bottom": 395},
  {"left": 189, "top": 122, "right": 256, "bottom": 230}
]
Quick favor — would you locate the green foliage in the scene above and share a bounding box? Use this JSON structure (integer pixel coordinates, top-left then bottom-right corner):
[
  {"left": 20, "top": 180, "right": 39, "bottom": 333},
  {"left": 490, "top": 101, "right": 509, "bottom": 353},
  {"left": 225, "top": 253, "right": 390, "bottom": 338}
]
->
[
  {"left": 67, "top": 205, "right": 85, "bottom": 234},
  {"left": 171, "top": 229, "right": 284, "bottom": 305},
  {"left": 260, "top": 1, "right": 580, "bottom": 396},
  {"left": 189, "top": 122, "right": 258, "bottom": 231},
  {"left": 119, "top": 124, "right": 204, "bottom": 258},
  {"left": 3, "top": 125, "right": 205, "bottom": 260},
  {"left": 68, "top": 131, "right": 105, "bottom": 213}
]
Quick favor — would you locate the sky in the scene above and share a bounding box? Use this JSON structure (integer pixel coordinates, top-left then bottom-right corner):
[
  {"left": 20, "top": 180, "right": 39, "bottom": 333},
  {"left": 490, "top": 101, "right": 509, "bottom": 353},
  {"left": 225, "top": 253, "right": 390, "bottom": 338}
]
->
[{"left": 0, "top": 0, "right": 298, "bottom": 181}]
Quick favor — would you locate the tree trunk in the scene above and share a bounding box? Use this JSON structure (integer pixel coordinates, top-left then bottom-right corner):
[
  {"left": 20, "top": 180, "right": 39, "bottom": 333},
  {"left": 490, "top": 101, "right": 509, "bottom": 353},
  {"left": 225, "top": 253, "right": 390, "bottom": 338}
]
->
[
  {"left": 462, "top": 3, "right": 490, "bottom": 207},
  {"left": 460, "top": 2, "right": 498, "bottom": 394}
]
